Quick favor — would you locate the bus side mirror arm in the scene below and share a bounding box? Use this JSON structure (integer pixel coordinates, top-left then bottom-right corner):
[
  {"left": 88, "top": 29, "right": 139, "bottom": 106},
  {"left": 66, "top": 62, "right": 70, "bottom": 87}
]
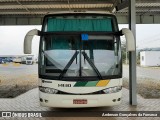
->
[
  {"left": 121, "top": 28, "right": 136, "bottom": 51},
  {"left": 24, "top": 29, "right": 40, "bottom": 54}
]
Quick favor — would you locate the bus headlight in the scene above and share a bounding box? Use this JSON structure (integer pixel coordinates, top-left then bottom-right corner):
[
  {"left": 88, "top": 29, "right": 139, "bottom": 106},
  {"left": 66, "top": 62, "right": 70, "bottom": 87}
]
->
[
  {"left": 39, "top": 86, "right": 58, "bottom": 94},
  {"left": 103, "top": 86, "right": 122, "bottom": 94}
]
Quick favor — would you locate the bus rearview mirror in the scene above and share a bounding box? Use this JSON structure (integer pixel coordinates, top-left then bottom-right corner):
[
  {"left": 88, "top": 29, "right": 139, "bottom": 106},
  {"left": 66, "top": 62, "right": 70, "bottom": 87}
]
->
[
  {"left": 121, "top": 28, "right": 135, "bottom": 51},
  {"left": 24, "top": 29, "right": 40, "bottom": 54}
]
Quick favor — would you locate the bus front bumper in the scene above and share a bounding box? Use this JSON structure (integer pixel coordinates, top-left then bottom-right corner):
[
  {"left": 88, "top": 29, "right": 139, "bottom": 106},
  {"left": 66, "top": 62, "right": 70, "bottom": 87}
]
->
[{"left": 39, "top": 91, "right": 122, "bottom": 108}]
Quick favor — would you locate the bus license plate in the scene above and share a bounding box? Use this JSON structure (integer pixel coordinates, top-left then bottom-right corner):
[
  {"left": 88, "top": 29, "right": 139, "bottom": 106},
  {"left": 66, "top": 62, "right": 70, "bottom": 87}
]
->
[{"left": 73, "top": 99, "right": 87, "bottom": 104}]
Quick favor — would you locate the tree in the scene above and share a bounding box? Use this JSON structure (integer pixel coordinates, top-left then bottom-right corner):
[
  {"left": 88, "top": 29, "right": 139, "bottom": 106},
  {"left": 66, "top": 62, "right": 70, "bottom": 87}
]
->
[{"left": 121, "top": 37, "right": 129, "bottom": 64}]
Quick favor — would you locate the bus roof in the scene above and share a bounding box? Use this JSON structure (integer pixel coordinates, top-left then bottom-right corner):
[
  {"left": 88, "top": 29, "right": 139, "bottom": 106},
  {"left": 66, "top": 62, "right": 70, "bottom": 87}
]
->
[{"left": 46, "top": 11, "right": 114, "bottom": 16}]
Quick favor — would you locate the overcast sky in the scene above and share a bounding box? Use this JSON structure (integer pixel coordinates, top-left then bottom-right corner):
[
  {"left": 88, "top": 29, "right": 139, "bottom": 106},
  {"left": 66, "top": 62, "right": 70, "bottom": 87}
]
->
[
  {"left": 119, "top": 24, "right": 160, "bottom": 49},
  {"left": 0, "top": 24, "right": 160, "bottom": 55},
  {"left": 0, "top": 25, "right": 41, "bottom": 56}
]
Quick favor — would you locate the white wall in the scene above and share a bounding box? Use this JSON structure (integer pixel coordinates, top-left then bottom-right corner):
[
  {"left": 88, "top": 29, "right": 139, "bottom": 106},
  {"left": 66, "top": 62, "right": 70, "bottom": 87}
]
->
[
  {"left": 140, "top": 51, "right": 146, "bottom": 66},
  {"left": 140, "top": 51, "right": 160, "bottom": 67}
]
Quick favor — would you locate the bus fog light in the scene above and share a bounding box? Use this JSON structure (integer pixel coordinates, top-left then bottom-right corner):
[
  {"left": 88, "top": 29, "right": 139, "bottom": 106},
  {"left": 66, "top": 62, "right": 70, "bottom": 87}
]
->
[
  {"left": 117, "top": 98, "right": 121, "bottom": 101},
  {"left": 40, "top": 98, "right": 43, "bottom": 102}
]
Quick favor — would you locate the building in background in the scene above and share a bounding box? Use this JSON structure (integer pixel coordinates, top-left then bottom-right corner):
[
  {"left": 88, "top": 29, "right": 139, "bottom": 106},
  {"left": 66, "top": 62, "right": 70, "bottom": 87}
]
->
[
  {"left": 140, "top": 51, "right": 160, "bottom": 67},
  {"left": 0, "top": 55, "right": 35, "bottom": 64}
]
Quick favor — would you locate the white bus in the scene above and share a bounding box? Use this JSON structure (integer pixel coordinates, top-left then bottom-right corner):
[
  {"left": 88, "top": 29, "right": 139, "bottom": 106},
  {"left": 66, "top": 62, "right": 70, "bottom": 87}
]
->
[{"left": 24, "top": 12, "right": 135, "bottom": 108}]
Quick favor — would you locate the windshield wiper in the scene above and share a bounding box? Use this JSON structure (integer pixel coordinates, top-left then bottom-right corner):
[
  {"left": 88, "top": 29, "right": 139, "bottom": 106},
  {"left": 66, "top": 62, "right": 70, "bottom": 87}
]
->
[
  {"left": 82, "top": 51, "right": 103, "bottom": 80},
  {"left": 59, "top": 51, "right": 79, "bottom": 80}
]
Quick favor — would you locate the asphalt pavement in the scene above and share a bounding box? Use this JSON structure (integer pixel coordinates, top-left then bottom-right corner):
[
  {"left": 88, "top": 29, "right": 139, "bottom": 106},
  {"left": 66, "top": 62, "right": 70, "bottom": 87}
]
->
[
  {"left": 0, "top": 63, "right": 38, "bottom": 76},
  {"left": 123, "top": 64, "right": 160, "bottom": 80}
]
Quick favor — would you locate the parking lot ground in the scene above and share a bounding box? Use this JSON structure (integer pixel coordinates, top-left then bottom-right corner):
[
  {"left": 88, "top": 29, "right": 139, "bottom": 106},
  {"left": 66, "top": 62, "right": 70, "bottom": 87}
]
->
[
  {"left": 0, "top": 87, "right": 160, "bottom": 120},
  {"left": 123, "top": 64, "right": 160, "bottom": 80}
]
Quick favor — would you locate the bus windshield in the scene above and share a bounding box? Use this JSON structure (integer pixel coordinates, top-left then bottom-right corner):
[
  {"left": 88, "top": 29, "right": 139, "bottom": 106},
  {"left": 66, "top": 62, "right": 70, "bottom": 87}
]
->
[{"left": 39, "top": 14, "right": 122, "bottom": 80}]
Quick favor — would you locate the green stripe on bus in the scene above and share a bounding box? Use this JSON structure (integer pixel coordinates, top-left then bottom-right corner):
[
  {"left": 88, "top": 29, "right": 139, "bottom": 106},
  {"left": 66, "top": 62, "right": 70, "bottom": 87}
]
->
[
  {"left": 85, "top": 81, "right": 98, "bottom": 87},
  {"left": 74, "top": 81, "right": 88, "bottom": 87}
]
